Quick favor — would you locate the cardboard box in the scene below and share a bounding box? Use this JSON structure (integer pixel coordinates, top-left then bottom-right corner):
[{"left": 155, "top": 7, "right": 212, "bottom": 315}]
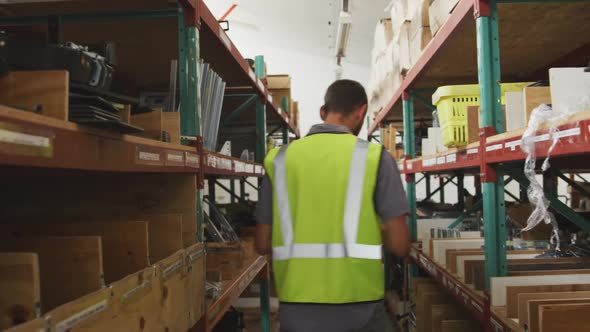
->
[
  {"left": 428, "top": 0, "right": 459, "bottom": 36},
  {"left": 409, "top": 27, "right": 432, "bottom": 67},
  {"left": 466, "top": 106, "right": 480, "bottom": 144},
  {"left": 505, "top": 91, "right": 526, "bottom": 131},
  {"left": 523, "top": 86, "right": 551, "bottom": 124},
  {"left": 396, "top": 21, "right": 412, "bottom": 73},
  {"left": 267, "top": 74, "right": 291, "bottom": 110}
]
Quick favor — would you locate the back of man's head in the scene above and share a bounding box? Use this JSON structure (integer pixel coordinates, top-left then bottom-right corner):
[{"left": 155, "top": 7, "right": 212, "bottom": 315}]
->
[{"left": 323, "top": 79, "right": 368, "bottom": 116}]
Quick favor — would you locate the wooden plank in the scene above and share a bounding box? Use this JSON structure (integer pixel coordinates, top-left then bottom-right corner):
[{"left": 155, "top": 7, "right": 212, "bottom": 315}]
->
[
  {"left": 156, "top": 250, "right": 191, "bottom": 332},
  {"left": 523, "top": 86, "right": 551, "bottom": 124},
  {"left": 0, "top": 253, "right": 40, "bottom": 330},
  {"left": 0, "top": 173, "right": 197, "bottom": 249},
  {"left": 431, "top": 304, "right": 463, "bottom": 332},
  {"left": 0, "top": 70, "right": 68, "bottom": 120},
  {"left": 46, "top": 287, "right": 111, "bottom": 332},
  {"left": 431, "top": 239, "right": 484, "bottom": 266},
  {"left": 0, "top": 221, "right": 150, "bottom": 283},
  {"left": 0, "top": 236, "right": 103, "bottom": 312},
  {"left": 162, "top": 112, "right": 180, "bottom": 145},
  {"left": 186, "top": 243, "right": 206, "bottom": 328},
  {"left": 538, "top": 303, "right": 590, "bottom": 332},
  {"left": 140, "top": 214, "right": 184, "bottom": 263},
  {"left": 131, "top": 109, "right": 164, "bottom": 141},
  {"left": 526, "top": 298, "right": 590, "bottom": 331},
  {"left": 3, "top": 318, "right": 47, "bottom": 332},
  {"left": 514, "top": 291, "right": 590, "bottom": 320},
  {"left": 511, "top": 269, "right": 590, "bottom": 277},
  {"left": 440, "top": 320, "right": 480, "bottom": 332},
  {"left": 506, "top": 284, "right": 590, "bottom": 319},
  {"left": 445, "top": 249, "right": 482, "bottom": 274},
  {"left": 492, "top": 275, "right": 590, "bottom": 306}
]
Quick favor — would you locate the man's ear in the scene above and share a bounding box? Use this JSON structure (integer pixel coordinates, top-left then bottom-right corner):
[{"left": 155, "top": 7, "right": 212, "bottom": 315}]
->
[
  {"left": 357, "top": 104, "right": 368, "bottom": 121},
  {"left": 320, "top": 105, "right": 327, "bottom": 121}
]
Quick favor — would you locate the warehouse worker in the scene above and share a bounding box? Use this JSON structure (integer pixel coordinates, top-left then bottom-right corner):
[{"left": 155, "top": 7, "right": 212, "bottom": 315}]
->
[{"left": 256, "top": 79, "right": 410, "bottom": 332}]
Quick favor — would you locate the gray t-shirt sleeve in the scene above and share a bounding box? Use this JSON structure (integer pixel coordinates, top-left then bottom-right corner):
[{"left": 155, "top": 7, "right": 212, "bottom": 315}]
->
[
  {"left": 256, "top": 174, "right": 273, "bottom": 225},
  {"left": 374, "top": 149, "right": 410, "bottom": 222}
]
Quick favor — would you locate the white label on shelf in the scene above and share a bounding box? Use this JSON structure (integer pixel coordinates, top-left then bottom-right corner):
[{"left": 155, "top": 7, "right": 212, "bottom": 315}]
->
[
  {"left": 257, "top": 78, "right": 265, "bottom": 92},
  {"left": 490, "top": 318, "right": 503, "bottom": 332},
  {"left": 409, "top": 249, "right": 417, "bottom": 260},
  {"left": 234, "top": 161, "right": 245, "bottom": 173},
  {"left": 139, "top": 151, "right": 160, "bottom": 162},
  {"left": 0, "top": 128, "right": 50, "bottom": 147},
  {"left": 485, "top": 144, "right": 503, "bottom": 152},
  {"left": 55, "top": 299, "right": 108, "bottom": 332},
  {"left": 399, "top": 163, "right": 404, "bottom": 171},
  {"left": 207, "top": 155, "right": 216, "bottom": 167},
  {"left": 219, "top": 27, "right": 232, "bottom": 50},
  {"left": 166, "top": 153, "right": 183, "bottom": 163},
  {"left": 407, "top": 162, "right": 413, "bottom": 170},
  {"left": 268, "top": 94, "right": 273, "bottom": 103},
  {"left": 248, "top": 68, "right": 256, "bottom": 81},
  {"left": 423, "top": 158, "right": 436, "bottom": 167},
  {"left": 436, "top": 156, "right": 446, "bottom": 165},
  {"left": 221, "top": 157, "right": 232, "bottom": 170},
  {"left": 505, "top": 140, "right": 521, "bottom": 151},
  {"left": 245, "top": 164, "right": 254, "bottom": 174},
  {"left": 467, "top": 148, "right": 479, "bottom": 155},
  {"left": 185, "top": 153, "right": 199, "bottom": 167},
  {"left": 472, "top": 300, "right": 483, "bottom": 313},
  {"left": 534, "top": 133, "right": 550, "bottom": 142},
  {"left": 555, "top": 127, "right": 581, "bottom": 139},
  {"left": 446, "top": 154, "right": 457, "bottom": 163}
]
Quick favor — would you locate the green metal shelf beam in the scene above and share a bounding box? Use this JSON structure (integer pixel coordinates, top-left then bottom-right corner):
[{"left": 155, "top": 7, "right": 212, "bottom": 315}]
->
[
  {"left": 558, "top": 172, "right": 590, "bottom": 197},
  {"left": 421, "top": 176, "right": 455, "bottom": 202},
  {"left": 448, "top": 199, "right": 483, "bottom": 229},
  {"left": 506, "top": 167, "right": 590, "bottom": 233},
  {"left": 221, "top": 94, "right": 257, "bottom": 127}
]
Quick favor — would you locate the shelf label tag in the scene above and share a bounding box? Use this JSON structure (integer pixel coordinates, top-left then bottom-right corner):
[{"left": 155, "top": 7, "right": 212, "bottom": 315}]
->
[
  {"left": 490, "top": 318, "right": 503, "bottom": 332},
  {"left": 234, "top": 161, "right": 245, "bottom": 173},
  {"left": 436, "top": 156, "right": 446, "bottom": 165},
  {"left": 185, "top": 152, "right": 199, "bottom": 168},
  {"left": 485, "top": 143, "right": 503, "bottom": 152},
  {"left": 255, "top": 165, "right": 264, "bottom": 174},
  {"left": 554, "top": 127, "right": 580, "bottom": 139},
  {"left": 407, "top": 162, "right": 413, "bottom": 170},
  {"left": 55, "top": 299, "right": 108, "bottom": 332},
  {"left": 207, "top": 154, "right": 217, "bottom": 168},
  {"left": 245, "top": 163, "right": 254, "bottom": 174},
  {"left": 467, "top": 148, "right": 479, "bottom": 155},
  {"left": 533, "top": 133, "right": 550, "bottom": 142},
  {"left": 0, "top": 125, "right": 54, "bottom": 158},
  {"left": 137, "top": 148, "right": 163, "bottom": 166},
  {"left": 219, "top": 27, "right": 232, "bottom": 50},
  {"left": 505, "top": 140, "right": 520, "bottom": 151},
  {"left": 165, "top": 151, "right": 184, "bottom": 166},
  {"left": 423, "top": 158, "right": 436, "bottom": 167},
  {"left": 268, "top": 94, "right": 273, "bottom": 103},
  {"left": 446, "top": 154, "right": 457, "bottom": 163},
  {"left": 471, "top": 300, "right": 483, "bottom": 313}
]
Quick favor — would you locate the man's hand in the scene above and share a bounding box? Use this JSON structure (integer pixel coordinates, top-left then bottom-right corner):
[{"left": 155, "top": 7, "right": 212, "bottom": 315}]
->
[
  {"left": 381, "top": 214, "right": 411, "bottom": 257},
  {"left": 255, "top": 224, "right": 272, "bottom": 255}
]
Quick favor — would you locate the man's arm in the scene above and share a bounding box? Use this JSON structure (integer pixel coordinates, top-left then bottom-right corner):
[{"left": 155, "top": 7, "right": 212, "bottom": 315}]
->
[
  {"left": 374, "top": 149, "right": 411, "bottom": 257},
  {"left": 381, "top": 215, "right": 411, "bottom": 257},
  {"left": 255, "top": 174, "right": 273, "bottom": 255}
]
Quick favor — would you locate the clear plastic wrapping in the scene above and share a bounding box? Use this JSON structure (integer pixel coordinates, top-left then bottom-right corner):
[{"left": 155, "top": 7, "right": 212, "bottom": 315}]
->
[{"left": 520, "top": 92, "right": 590, "bottom": 250}]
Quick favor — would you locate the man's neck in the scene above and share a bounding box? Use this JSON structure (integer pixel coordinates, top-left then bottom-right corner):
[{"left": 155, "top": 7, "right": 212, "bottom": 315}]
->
[{"left": 324, "top": 114, "right": 354, "bottom": 132}]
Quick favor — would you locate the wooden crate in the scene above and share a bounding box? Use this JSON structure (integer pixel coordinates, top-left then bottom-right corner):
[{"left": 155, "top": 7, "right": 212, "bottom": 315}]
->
[
  {"left": 0, "top": 70, "right": 68, "bottom": 121},
  {"left": 206, "top": 242, "right": 244, "bottom": 281},
  {"left": 0, "top": 253, "right": 41, "bottom": 330},
  {"left": 0, "top": 236, "right": 104, "bottom": 313},
  {"left": 131, "top": 109, "right": 181, "bottom": 144}
]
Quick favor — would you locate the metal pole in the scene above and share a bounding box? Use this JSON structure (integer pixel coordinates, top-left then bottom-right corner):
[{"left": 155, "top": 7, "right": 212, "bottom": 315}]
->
[
  {"left": 240, "top": 179, "right": 246, "bottom": 201},
  {"left": 208, "top": 178, "right": 216, "bottom": 204},
  {"left": 439, "top": 177, "right": 446, "bottom": 204},
  {"left": 426, "top": 174, "right": 431, "bottom": 198},
  {"left": 230, "top": 180, "right": 236, "bottom": 203},
  {"left": 476, "top": 0, "right": 507, "bottom": 291},
  {"left": 457, "top": 174, "right": 465, "bottom": 211},
  {"left": 259, "top": 263, "right": 271, "bottom": 332},
  {"left": 403, "top": 92, "right": 417, "bottom": 280},
  {"left": 255, "top": 98, "right": 267, "bottom": 163}
]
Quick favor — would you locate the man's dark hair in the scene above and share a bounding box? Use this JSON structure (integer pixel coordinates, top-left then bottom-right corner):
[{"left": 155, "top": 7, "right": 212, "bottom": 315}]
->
[{"left": 323, "top": 79, "right": 368, "bottom": 115}]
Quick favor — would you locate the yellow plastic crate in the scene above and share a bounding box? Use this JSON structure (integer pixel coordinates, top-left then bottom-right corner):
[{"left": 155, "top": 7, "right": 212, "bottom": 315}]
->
[{"left": 432, "top": 82, "right": 532, "bottom": 146}]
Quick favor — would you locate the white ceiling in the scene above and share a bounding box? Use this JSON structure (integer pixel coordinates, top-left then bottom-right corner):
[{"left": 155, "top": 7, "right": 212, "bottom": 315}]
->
[{"left": 204, "top": 0, "right": 391, "bottom": 67}]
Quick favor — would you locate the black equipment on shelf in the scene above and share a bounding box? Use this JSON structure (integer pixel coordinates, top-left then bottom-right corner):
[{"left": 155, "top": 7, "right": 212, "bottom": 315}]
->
[
  {"left": 68, "top": 93, "right": 144, "bottom": 134},
  {"left": 0, "top": 37, "right": 115, "bottom": 90}
]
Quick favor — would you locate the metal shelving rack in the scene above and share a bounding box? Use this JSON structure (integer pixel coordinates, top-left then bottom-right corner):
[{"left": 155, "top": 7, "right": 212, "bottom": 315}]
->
[
  {"left": 0, "top": 1, "right": 298, "bottom": 331},
  {"left": 367, "top": 0, "right": 590, "bottom": 330}
]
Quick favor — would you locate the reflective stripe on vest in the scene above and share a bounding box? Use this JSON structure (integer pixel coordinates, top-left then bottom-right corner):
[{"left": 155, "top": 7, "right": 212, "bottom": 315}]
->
[{"left": 272, "top": 139, "right": 382, "bottom": 261}]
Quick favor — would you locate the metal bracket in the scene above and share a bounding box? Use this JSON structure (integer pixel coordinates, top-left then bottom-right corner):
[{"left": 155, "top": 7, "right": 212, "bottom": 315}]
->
[
  {"left": 479, "top": 126, "right": 497, "bottom": 182},
  {"left": 474, "top": 0, "right": 491, "bottom": 18},
  {"left": 197, "top": 136, "right": 205, "bottom": 189},
  {"left": 180, "top": 0, "right": 201, "bottom": 27}
]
